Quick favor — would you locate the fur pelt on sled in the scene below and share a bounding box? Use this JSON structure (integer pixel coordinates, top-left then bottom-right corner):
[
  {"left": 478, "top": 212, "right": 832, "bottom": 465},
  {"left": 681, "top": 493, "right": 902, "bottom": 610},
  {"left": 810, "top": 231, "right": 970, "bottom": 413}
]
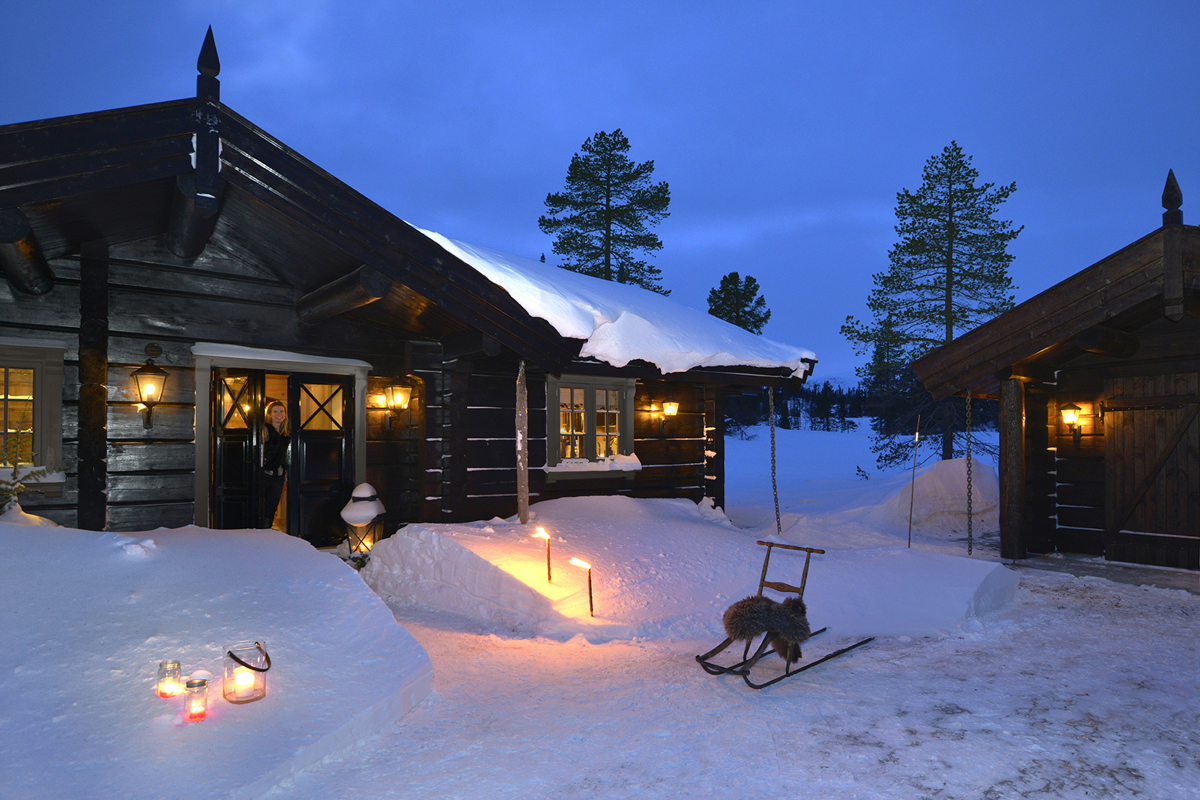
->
[{"left": 722, "top": 595, "right": 811, "bottom": 662}]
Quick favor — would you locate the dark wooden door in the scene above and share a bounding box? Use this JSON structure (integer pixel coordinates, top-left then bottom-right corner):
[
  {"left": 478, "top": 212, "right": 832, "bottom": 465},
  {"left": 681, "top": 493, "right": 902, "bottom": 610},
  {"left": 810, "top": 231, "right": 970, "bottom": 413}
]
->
[
  {"left": 211, "top": 369, "right": 264, "bottom": 530},
  {"left": 287, "top": 374, "right": 354, "bottom": 547},
  {"left": 1104, "top": 374, "right": 1200, "bottom": 569}
]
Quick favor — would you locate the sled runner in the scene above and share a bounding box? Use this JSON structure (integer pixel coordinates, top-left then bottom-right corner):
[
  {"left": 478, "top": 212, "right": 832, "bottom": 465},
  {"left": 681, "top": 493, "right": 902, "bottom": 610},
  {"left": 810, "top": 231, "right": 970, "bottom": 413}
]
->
[{"left": 696, "top": 541, "right": 873, "bottom": 689}]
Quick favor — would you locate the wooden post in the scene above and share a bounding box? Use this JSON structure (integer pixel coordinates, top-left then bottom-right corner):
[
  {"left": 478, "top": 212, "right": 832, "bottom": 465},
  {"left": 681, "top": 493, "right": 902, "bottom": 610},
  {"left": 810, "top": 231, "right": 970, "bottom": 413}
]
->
[
  {"left": 515, "top": 361, "right": 529, "bottom": 523},
  {"left": 999, "top": 378, "right": 1026, "bottom": 560},
  {"left": 77, "top": 240, "right": 109, "bottom": 530}
]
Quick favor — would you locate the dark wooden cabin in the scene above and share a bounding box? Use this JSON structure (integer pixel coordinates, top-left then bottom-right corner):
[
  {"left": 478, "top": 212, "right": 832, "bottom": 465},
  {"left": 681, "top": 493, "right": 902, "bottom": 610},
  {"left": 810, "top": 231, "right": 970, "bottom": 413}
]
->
[
  {"left": 913, "top": 172, "right": 1200, "bottom": 570},
  {"left": 0, "top": 34, "right": 811, "bottom": 546}
]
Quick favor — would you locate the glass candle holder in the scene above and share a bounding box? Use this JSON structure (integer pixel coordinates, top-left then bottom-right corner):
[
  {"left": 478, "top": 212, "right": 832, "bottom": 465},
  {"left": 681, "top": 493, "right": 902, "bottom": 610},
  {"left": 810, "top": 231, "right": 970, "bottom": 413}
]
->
[
  {"left": 223, "top": 641, "right": 270, "bottom": 704},
  {"left": 156, "top": 660, "right": 183, "bottom": 698},
  {"left": 184, "top": 678, "right": 209, "bottom": 722}
]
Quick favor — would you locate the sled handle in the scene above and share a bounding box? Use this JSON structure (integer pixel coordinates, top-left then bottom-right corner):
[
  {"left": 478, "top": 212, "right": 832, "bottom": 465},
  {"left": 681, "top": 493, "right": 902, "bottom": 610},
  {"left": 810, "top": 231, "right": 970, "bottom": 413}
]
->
[{"left": 755, "top": 542, "right": 824, "bottom": 601}]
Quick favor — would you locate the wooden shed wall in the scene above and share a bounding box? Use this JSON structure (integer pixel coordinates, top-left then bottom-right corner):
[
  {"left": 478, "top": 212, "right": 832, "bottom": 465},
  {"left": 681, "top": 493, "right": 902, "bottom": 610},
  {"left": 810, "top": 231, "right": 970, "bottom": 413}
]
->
[{"left": 5, "top": 241, "right": 419, "bottom": 531}]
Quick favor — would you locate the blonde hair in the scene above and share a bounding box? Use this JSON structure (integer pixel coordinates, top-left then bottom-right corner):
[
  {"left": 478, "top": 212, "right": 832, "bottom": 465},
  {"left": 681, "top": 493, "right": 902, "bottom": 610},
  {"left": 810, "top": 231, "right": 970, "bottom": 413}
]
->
[{"left": 265, "top": 400, "right": 289, "bottom": 435}]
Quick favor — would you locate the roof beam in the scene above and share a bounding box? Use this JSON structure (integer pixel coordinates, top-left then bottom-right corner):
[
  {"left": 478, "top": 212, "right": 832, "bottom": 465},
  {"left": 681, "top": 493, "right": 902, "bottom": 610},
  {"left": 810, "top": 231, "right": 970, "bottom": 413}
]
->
[
  {"left": 297, "top": 265, "right": 392, "bottom": 324},
  {"left": 1071, "top": 324, "right": 1140, "bottom": 358},
  {"left": 0, "top": 207, "right": 53, "bottom": 294}
]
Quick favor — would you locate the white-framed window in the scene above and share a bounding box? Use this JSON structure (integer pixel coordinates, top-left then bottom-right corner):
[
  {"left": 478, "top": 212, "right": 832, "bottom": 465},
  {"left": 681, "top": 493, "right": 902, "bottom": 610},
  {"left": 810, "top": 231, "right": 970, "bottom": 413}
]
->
[
  {"left": 546, "top": 374, "right": 636, "bottom": 471},
  {"left": 0, "top": 338, "right": 66, "bottom": 494}
]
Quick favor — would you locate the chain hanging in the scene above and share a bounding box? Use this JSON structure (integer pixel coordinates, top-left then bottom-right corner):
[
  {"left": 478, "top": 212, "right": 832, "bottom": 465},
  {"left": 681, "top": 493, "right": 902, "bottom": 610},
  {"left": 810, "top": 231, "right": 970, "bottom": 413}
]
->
[
  {"left": 768, "top": 388, "right": 781, "bottom": 537},
  {"left": 965, "top": 389, "right": 973, "bottom": 556}
]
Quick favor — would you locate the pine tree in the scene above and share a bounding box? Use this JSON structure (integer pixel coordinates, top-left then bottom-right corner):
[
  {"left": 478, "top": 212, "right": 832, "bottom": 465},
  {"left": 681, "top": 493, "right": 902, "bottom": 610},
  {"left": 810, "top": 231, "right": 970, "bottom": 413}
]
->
[
  {"left": 707, "top": 272, "right": 771, "bottom": 334},
  {"left": 539, "top": 130, "right": 671, "bottom": 295},
  {"left": 843, "top": 141, "right": 1020, "bottom": 464}
]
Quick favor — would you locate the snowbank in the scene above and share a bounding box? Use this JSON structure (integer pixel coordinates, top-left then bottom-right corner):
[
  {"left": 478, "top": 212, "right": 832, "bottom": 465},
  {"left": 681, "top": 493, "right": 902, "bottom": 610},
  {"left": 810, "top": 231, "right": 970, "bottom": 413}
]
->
[
  {"left": 873, "top": 457, "right": 999, "bottom": 533},
  {"left": 0, "top": 523, "right": 432, "bottom": 800},
  {"left": 362, "top": 496, "right": 1017, "bottom": 642}
]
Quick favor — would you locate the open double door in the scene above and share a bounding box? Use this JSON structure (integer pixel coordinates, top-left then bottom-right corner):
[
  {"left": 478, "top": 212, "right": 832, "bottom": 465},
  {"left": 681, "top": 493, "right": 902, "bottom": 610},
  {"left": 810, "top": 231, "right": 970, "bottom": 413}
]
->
[{"left": 210, "top": 369, "right": 353, "bottom": 547}]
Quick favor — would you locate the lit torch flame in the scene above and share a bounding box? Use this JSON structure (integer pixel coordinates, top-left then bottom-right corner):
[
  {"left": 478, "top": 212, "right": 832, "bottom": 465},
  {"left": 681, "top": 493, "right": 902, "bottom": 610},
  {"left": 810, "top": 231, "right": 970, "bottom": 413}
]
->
[
  {"left": 570, "top": 557, "right": 593, "bottom": 616},
  {"left": 533, "top": 528, "right": 550, "bottom": 541},
  {"left": 534, "top": 527, "right": 551, "bottom": 582},
  {"left": 569, "top": 557, "right": 590, "bottom": 569}
]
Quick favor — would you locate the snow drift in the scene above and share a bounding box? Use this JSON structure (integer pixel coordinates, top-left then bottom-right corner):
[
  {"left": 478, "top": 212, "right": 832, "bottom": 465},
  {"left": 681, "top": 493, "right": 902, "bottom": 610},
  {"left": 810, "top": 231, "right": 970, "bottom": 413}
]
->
[
  {"left": 0, "top": 523, "right": 433, "bottom": 800},
  {"left": 362, "top": 495, "right": 1017, "bottom": 642}
]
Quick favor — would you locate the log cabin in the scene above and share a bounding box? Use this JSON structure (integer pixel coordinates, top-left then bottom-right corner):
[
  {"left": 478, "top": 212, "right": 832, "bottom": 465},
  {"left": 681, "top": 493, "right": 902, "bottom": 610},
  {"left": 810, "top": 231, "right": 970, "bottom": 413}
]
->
[
  {"left": 0, "top": 31, "right": 814, "bottom": 546},
  {"left": 913, "top": 172, "right": 1200, "bottom": 570}
]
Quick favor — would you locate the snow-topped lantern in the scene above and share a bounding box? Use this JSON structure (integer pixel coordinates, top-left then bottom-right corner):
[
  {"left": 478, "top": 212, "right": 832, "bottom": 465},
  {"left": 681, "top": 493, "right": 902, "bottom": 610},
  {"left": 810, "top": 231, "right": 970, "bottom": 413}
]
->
[
  {"left": 223, "top": 641, "right": 270, "bottom": 704},
  {"left": 341, "top": 482, "right": 385, "bottom": 554},
  {"left": 155, "top": 660, "right": 183, "bottom": 698}
]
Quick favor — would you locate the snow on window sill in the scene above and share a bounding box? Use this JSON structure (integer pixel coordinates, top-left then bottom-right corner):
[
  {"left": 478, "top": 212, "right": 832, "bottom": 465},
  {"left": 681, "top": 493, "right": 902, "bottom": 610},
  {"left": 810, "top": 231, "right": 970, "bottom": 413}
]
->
[
  {"left": 544, "top": 454, "right": 641, "bottom": 481},
  {"left": 2, "top": 467, "right": 66, "bottom": 498}
]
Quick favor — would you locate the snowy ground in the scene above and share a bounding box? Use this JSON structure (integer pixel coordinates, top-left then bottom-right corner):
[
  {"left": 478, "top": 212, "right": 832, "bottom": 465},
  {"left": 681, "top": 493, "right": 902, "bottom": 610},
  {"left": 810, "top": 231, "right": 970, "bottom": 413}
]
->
[
  {"left": 268, "top": 424, "right": 1199, "bottom": 800},
  {"left": 4, "top": 422, "right": 1199, "bottom": 799}
]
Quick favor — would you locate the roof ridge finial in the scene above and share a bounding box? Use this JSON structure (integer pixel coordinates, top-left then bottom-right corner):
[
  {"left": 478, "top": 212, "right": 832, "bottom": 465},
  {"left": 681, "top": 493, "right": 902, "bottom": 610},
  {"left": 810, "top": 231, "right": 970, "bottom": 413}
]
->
[
  {"left": 197, "top": 26, "right": 221, "bottom": 101},
  {"left": 1162, "top": 169, "right": 1182, "bottom": 225}
]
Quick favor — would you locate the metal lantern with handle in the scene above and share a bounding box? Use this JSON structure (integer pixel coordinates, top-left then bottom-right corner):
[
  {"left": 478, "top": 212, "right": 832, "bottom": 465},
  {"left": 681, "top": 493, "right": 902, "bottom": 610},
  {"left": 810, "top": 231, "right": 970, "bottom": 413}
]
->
[{"left": 223, "top": 641, "right": 271, "bottom": 704}]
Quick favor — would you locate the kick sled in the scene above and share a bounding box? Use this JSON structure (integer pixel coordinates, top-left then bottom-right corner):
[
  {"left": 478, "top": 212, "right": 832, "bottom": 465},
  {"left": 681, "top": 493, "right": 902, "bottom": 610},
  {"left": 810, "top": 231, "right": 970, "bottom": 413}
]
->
[{"left": 696, "top": 541, "right": 873, "bottom": 689}]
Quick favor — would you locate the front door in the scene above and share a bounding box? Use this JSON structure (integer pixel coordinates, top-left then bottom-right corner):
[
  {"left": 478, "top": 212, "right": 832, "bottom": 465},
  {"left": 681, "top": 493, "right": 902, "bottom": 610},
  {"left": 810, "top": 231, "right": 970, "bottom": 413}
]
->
[{"left": 210, "top": 369, "right": 354, "bottom": 546}]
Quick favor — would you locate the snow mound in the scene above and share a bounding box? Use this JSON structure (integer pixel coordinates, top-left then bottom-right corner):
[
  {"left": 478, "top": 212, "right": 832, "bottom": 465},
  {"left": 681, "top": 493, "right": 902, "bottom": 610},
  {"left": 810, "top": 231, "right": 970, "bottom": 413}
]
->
[
  {"left": 0, "top": 501, "right": 60, "bottom": 526},
  {"left": 0, "top": 523, "right": 433, "bottom": 800},
  {"left": 362, "top": 496, "right": 1017, "bottom": 642},
  {"left": 872, "top": 457, "right": 999, "bottom": 534}
]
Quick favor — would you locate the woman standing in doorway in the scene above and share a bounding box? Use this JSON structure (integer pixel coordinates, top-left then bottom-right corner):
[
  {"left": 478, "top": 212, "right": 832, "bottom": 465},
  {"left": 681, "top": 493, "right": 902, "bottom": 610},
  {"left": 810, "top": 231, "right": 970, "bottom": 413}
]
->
[{"left": 262, "top": 400, "right": 290, "bottom": 530}]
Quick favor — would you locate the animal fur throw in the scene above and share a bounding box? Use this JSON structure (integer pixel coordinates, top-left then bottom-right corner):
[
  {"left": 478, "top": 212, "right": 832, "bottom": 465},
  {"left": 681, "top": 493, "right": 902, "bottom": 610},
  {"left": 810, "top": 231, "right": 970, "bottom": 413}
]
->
[{"left": 722, "top": 595, "right": 811, "bottom": 663}]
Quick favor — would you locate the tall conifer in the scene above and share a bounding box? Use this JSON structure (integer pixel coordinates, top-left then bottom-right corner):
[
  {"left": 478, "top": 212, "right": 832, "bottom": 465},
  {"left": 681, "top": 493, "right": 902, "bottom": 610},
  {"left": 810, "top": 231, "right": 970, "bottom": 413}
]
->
[
  {"left": 539, "top": 130, "right": 671, "bottom": 294},
  {"left": 843, "top": 141, "right": 1020, "bottom": 463}
]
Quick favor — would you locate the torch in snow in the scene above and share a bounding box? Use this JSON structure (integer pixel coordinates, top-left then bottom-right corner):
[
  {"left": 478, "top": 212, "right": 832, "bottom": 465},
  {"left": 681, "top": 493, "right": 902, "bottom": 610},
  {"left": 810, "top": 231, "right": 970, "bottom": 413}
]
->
[
  {"left": 570, "top": 557, "right": 593, "bottom": 616},
  {"left": 533, "top": 527, "right": 551, "bottom": 582}
]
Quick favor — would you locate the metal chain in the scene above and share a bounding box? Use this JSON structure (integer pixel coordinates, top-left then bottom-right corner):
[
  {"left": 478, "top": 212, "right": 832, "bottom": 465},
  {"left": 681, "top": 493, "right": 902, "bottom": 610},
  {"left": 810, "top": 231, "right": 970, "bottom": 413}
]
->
[
  {"left": 966, "top": 390, "right": 973, "bottom": 556},
  {"left": 768, "top": 388, "right": 781, "bottom": 536}
]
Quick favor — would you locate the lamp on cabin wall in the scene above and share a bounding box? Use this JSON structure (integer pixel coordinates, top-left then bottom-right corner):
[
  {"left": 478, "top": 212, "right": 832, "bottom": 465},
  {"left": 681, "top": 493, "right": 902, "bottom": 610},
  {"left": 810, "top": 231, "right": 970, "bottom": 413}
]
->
[
  {"left": 660, "top": 397, "right": 679, "bottom": 435},
  {"left": 1060, "top": 402, "right": 1082, "bottom": 447},
  {"left": 383, "top": 382, "right": 412, "bottom": 433},
  {"left": 131, "top": 343, "right": 169, "bottom": 429}
]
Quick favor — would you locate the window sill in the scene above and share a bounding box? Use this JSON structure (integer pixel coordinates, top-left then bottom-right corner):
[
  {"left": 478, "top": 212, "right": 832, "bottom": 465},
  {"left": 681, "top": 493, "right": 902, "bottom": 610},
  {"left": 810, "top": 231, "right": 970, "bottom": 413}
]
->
[
  {"left": 544, "top": 454, "right": 641, "bottom": 482},
  {"left": 4, "top": 468, "right": 66, "bottom": 499}
]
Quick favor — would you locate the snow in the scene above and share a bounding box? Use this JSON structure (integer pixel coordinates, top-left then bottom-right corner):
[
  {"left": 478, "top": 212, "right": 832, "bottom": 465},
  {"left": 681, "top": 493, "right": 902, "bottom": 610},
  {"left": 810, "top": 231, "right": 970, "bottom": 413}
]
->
[
  {"left": 420, "top": 230, "right": 816, "bottom": 378},
  {"left": 0, "top": 525, "right": 431, "bottom": 800},
  {"left": 191, "top": 343, "right": 373, "bottom": 369},
  {"left": 4, "top": 422, "right": 1199, "bottom": 799}
]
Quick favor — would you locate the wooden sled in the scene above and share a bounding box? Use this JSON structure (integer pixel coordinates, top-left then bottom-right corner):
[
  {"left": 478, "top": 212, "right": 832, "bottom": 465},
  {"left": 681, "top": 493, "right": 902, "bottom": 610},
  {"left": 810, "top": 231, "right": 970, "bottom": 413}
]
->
[{"left": 696, "top": 541, "right": 874, "bottom": 689}]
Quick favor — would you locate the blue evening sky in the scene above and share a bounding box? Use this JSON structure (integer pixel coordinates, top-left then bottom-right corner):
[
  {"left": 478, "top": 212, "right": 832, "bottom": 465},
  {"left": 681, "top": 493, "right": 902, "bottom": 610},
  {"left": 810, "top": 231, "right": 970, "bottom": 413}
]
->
[{"left": 4, "top": 1, "right": 1198, "bottom": 382}]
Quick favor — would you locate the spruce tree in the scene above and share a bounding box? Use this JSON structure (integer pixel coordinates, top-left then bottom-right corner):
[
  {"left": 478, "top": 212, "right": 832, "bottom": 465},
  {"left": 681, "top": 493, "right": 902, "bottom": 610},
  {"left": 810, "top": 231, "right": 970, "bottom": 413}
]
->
[
  {"left": 707, "top": 271, "right": 771, "bottom": 334},
  {"left": 843, "top": 141, "right": 1020, "bottom": 464},
  {"left": 539, "top": 130, "right": 671, "bottom": 294}
]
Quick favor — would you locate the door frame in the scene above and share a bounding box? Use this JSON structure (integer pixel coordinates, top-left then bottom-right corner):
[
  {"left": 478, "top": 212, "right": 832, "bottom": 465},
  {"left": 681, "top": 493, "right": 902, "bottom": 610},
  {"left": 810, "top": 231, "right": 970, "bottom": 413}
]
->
[{"left": 193, "top": 343, "right": 371, "bottom": 528}]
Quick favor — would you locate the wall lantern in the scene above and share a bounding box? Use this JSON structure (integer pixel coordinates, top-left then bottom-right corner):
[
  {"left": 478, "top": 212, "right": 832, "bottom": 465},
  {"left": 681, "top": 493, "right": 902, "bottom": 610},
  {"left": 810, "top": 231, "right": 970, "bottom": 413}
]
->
[
  {"left": 1060, "top": 402, "right": 1082, "bottom": 447},
  {"left": 383, "top": 383, "right": 412, "bottom": 432},
  {"left": 131, "top": 343, "right": 168, "bottom": 429},
  {"left": 185, "top": 677, "right": 209, "bottom": 722},
  {"left": 156, "top": 660, "right": 183, "bottom": 698},
  {"left": 341, "top": 482, "right": 386, "bottom": 558},
  {"left": 223, "top": 641, "right": 271, "bottom": 704},
  {"left": 660, "top": 398, "right": 679, "bottom": 435}
]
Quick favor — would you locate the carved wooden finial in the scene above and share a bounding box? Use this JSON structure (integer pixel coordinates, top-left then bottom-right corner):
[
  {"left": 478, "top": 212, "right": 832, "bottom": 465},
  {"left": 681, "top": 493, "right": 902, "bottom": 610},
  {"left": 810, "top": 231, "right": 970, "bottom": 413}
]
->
[
  {"left": 1162, "top": 169, "right": 1182, "bottom": 225},
  {"left": 197, "top": 27, "right": 221, "bottom": 101}
]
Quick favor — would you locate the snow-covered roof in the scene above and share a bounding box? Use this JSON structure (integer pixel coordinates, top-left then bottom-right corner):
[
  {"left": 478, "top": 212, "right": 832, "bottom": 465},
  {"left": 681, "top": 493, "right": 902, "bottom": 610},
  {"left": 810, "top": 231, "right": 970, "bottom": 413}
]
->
[{"left": 421, "top": 230, "right": 816, "bottom": 380}]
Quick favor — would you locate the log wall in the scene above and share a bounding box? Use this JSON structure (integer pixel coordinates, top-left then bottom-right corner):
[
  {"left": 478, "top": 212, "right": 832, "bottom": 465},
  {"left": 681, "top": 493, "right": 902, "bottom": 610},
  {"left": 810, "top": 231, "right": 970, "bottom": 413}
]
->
[{"left": 4, "top": 237, "right": 416, "bottom": 532}]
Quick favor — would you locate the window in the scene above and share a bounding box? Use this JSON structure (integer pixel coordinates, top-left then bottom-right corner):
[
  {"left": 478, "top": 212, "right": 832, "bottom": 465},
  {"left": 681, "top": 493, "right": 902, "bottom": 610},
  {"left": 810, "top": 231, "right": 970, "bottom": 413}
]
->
[
  {"left": 0, "top": 339, "right": 66, "bottom": 493},
  {"left": 546, "top": 374, "right": 636, "bottom": 470}
]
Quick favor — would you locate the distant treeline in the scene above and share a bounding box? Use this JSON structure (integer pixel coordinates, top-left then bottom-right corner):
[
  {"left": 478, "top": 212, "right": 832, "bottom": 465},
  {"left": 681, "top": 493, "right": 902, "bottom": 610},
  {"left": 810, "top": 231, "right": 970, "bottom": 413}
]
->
[{"left": 724, "top": 379, "right": 999, "bottom": 444}]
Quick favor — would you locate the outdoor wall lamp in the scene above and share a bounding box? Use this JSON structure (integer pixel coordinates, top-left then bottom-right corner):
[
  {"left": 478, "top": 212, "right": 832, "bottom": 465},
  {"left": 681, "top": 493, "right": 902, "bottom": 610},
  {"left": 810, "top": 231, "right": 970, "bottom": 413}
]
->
[
  {"left": 383, "top": 382, "right": 412, "bottom": 433},
  {"left": 1060, "top": 402, "right": 1082, "bottom": 447},
  {"left": 659, "top": 399, "right": 679, "bottom": 434},
  {"left": 131, "top": 344, "right": 168, "bottom": 429}
]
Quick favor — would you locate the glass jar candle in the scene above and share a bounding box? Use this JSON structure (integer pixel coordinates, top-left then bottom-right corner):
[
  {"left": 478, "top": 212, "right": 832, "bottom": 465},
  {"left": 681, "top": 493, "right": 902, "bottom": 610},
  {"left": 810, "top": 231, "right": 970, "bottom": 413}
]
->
[
  {"left": 184, "top": 678, "right": 209, "bottom": 722},
  {"left": 222, "top": 641, "right": 270, "bottom": 704},
  {"left": 156, "top": 660, "right": 182, "bottom": 698}
]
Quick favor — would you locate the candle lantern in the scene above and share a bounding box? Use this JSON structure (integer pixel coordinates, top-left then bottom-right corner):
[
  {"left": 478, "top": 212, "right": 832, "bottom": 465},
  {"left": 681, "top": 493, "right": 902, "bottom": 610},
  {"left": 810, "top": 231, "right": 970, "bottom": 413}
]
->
[
  {"left": 185, "top": 678, "right": 209, "bottom": 722},
  {"left": 223, "top": 641, "right": 271, "bottom": 703},
  {"left": 340, "top": 483, "right": 386, "bottom": 556},
  {"left": 156, "top": 660, "right": 183, "bottom": 698}
]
